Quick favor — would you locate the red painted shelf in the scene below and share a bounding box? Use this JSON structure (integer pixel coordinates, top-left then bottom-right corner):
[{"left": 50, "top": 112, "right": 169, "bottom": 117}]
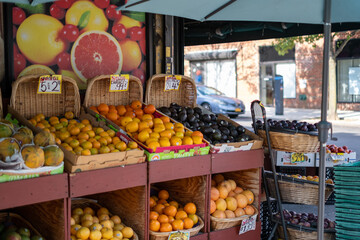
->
[
  {"left": 209, "top": 221, "right": 261, "bottom": 239},
  {"left": 190, "top": 233, "right": 208, "bottom": 240},
  {"left": 0, "top": 173, "right": 68, "bottom": 210},
  {"left": 69, "top": 163, "right": 147, "bottom": 197},
  {"left": 212, "top": 149, "right": 264, "bottom": 174},
  {"left": 148, "top": 155, "right": 211, "bottom": 183}
]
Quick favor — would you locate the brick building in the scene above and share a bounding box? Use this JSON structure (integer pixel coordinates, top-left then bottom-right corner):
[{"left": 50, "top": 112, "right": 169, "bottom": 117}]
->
[{"left": 184, "top": 33, "right": 360, "bottom": 111}]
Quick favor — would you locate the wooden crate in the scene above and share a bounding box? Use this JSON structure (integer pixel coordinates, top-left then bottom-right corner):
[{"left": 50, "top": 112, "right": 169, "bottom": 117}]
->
[{"left": 145, "top": 74, "right": 197, "bottom": 108}]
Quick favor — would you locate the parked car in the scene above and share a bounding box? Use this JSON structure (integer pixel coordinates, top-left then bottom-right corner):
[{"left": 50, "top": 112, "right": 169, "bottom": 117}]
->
[{"left": 196, "top": 85, "right": 245, "bottom": 118}]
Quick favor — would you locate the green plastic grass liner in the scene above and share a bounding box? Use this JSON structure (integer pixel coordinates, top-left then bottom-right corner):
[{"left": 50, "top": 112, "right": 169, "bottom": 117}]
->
[
  {"left": 334, "top": 189, "right": 360, "bottom": 195},
  {"left": 264, "top": 171, "right": 334, "bottom": 188},
  {"left": 336, "top": 216, "right": 360, "bottom": 224},
  {"left": 336, "top": 233, "right": 358, "bottom": 240},
  {"left": 335, "top": 171, "right": 360, "bottom": 177},
  {"left": 336, "top": 207, "right": 360, "bottom": 214},
  {"left": 335, "top": 202, "right": 360, "bottom": 210},
  {"left": 335, "top": 185, "right": 360, "bottom": 190},
  {"left": 335, "top": 195, "right": 360, "bottom": 201},
  {"left": 333, "top": 175, "right": 360, "bottom": 182},
  {"left": 335, "top": 226, "right": 360, "bottom": 237},
  {"left": 334, "top": 160, "right": 360, "bottom": 169},
  {"left": 335, "top": 180, "right": 360, "bottom": 187}
]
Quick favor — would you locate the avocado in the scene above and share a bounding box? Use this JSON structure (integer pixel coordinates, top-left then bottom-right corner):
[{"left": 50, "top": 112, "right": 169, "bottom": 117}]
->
[
  {"left": 202, "top": 114, "right": 211, "bottom": 123},
  {"left": 210, "top": 114, "right": 217, "bottom": 121},
  {"left": 171, "top": 112, "right": 178, "bottom": 119},
  {"left": 179, "top": 112, "right": 187, "bottom": 122},
  {"left": 193, "top": 113, "right": 200, "bottom": 119},
  {"left": 228, "top": 136, "right": 235, "bottom": 142},
  {"left": 212, "top": 132, "right": 222, "bottom": 141},
  {"left": 194, "top": 107, "right": 202, "bottom": 114},
  {"left": 191, "top": 122, "right": 199, "bottom": 128},
  {"left": 230, "top": 129, "right": 238, "bottom": 137},
  {"left": 159, "top": 107, "right": 171, "bottom": 116},
  {"left": 219, "top": 127, "right": 230, "bottom": 135},
  {"left": 187, "top": 114, "right": 196, "bottom": 123},
  {"left": 198, "top": 121, "right": 205, "bottom": 127},
  {"left": 170, "top": 102, "right": 179, "bottom": 108},
  {"left": 202, "top": 126, "right": 213, "bottom": 134},
  {"left": 218, "top": 120, "right": 228, "bottom": 127},
  {"left": 211, "top": 124, "right": 219, "bottom": 129},
  {"left": 236, "top": 126, "right": 246, "bottom": 134},
  {"left": 221, "top": 134, "right": 228, "bottom": 141},
  {"left": 185, "top": 107, "right": 194, "bottom": 115}
]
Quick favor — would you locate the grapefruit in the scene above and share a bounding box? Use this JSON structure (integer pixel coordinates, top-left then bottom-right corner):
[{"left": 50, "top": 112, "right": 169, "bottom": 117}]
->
[
  {"left": 16, "top": 14, "right": 66, "bottom": 65},
  {"left": 18, "top": 64, "right": 55, "bottom": 78},
  {"left": 119, "top": 39, "right": 141, "bottom": 72},
  {"left": 71, "top": 31, "right": 122, "bottom": 81}
]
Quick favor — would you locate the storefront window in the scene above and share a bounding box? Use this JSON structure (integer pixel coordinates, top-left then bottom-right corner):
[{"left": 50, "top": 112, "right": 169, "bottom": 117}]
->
[{"left": 337, "top": 59, "right": 360, "bottom": 103}]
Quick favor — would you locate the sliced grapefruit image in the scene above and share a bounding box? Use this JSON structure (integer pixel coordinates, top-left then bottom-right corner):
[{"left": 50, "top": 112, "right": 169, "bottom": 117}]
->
[
  {"left": 18, "top": 64, "right": 55, "bottom": 78},
  {"left": 70, "top": 31, "right": 123, "bottom": 81}
]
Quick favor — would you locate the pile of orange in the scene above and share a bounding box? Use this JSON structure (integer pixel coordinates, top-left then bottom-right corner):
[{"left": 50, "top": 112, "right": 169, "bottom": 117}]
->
[
  {"left": 29, "top": 112, "right": 138, "bottom": 156},
  {"left": 149, "top": 190, "right": 199, "bottom": 232},
  {"left": 90, "top": 101, "right": 204, "bottom": 152},
  {"left": 210, "top": 174, "right": 256, "bottom": 219},
  {"left": 70, "top": 205, "right": 134, "bottom": 240}
]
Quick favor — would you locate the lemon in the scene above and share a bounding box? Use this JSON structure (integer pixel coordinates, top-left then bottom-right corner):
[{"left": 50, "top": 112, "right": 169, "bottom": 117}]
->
[{"left": 18, "top": 64, "right": 55, "bottom": 78}]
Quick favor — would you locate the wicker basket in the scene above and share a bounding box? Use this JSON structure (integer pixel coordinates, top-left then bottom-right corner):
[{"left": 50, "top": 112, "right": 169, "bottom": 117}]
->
[
  {"left": 0, "top": 212, "right": 42, "bottom": 236},
  {"left": 266, "top": 174, "right": 334, "bottom": 205},
  {"left": 149, "top": 217, "right": 204, "bottom": 240},
  {"left": 278, "top": 225, "right": 335, "bottom": 240},
  {"left": 10, "top": 74, "right": 81, "bottom": 118},
  {"left": 71, "top": 198, "right": 139, "bottom": 240},
  {"left": 145, "top": 74, "right": 197, "bottom": 108},
  {"left": 83, "top": 75, "right": 143, "bottom": 107},
  {"left": 0, "top": 88, "right": 3, "bottom": 118},
  {"left": 257, "top": 129, "right": 320, "bottom": 153},
  {"left": 210, "top": 206, "right": 258, "bottom": 230}
]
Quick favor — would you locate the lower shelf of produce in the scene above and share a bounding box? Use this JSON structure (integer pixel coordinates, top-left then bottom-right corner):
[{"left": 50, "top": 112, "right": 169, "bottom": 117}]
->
[
  {"left": 148, "top": 155, "right": 211, "bottom": 183},
  {"left": 212, "top": 149, "right": 264, "bottom": 174},
  {"left": 209, "top": 221, "right": 261, "bottom": 239},
  {"left": 69, "top": 163, "right": 147, "bottom": 197},
  {"left": 0, "top": 173, "right": 68, "bottom": 210}
]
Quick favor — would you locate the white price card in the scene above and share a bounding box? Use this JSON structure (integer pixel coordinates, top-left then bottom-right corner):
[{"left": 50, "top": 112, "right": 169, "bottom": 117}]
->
[
  {"left": 164, "top": 75, "right": 181, "bottom": 91},
  {"left": 109, "top": 74, "right": 129, "bottom": 92},
  {"left": 37, "top": 75, "right": 62, "bottom": 94},
  {"left": 239, "top": 214, "right": 257, "bottom": 235},
  {"left": 167, "top": 231, "right": 189, "bottom": 240}
]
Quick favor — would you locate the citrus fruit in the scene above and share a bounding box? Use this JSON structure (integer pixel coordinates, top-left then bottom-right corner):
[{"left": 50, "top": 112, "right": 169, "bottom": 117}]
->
[
  {"left": 158, "top": 190, "right": 169, "bottom": 200},
  {"left": 189, "top": 214, "right": 199, "bottom": 224},
  {"left": 159, "top": 222, "right": 172, "bottom": 232},
  {"left": 76, "top": 227, "right": 90, "bottom": 239},
  {"left": 17, "top": 14, "right": 66, "bottom": 65},
  {"left": 183, "top": 217, "right": 194, "bottom": 229},
  {"left": 121, "top": 227, "right": 134, "bottom": 238},
  {"left": 149, "top": 220, "right": 160, "bottom": 232},
  {"left": 18, "top": 64, "right": 55, "bottom": 78},
  {"left": 66, "top": 1, "right": 108, "bottom": 33},
  {"left": 119, "top": 39, "right": 141, "bottom": 72},
  {"left": 175, "top": 210, "right": 188, "bottom": 220},
  {"left": 116, "top": 15, "right": 141, "bottom": 29},
  {"left": 163, "top": 205, "right": 177, "bottom": 217},
  {"left": 172, "top": 219, "right": 184, "bottom": 230},
  {"left": 184, "top": 203, "right": 196, "bottom": 215},
  {"left": 242, "top": 190, "right": 255, "bottom": 204},
  {"left": 71, "top": 31, "right": 122, "bottom": 81},
  {"left": 158, "top": 214, "right": 169, "bottom": 224}
]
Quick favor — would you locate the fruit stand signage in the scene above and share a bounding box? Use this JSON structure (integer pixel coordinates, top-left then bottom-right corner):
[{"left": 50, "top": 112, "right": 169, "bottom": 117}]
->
[
  {"left": 37, "top": 75, "right": 62, "bottom": 94},
  {"left": 109, "top": 74, "right": 129, "bottom": 92},
  {"left": 167, "top": 231, "right": 190, "bottom": 240},
  {"left": 290, "top": 153, "right": 306, "bottom": 163},
  {"left": 239, "top": 214, "right": 257, "bottom": 235},
  {"left": 164, "top": 75, "right": 181, "bottom": 91}
]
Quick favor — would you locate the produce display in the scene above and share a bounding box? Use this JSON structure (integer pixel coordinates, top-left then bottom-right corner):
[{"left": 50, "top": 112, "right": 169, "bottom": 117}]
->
[
  {"left": 71, "top": 205, "right": 135, "bottom": 240},
  {"left": 158, "top": 103, "right": 251, "bottom": 145},
  {"left": 275, "top": 209, "right": 335, "bottom": 230},
  {"left": 255, "top": 119, "right": 317, "bottom": 132},
  {"left": 280, "top": 173, "right": 334, "bottom": 184},
  {"left": 149, "top": 190, "right": 200, "bottom": 232},
  {"left": 326, "top": 144, "right": 353, "bottom": 154},
  {"left": 0, "top": 220, "right": 43, "bottom": 240},
  {"left": 89, "top": 101, "right": 205, "bottom": 152},
  {"left": 0, "top": 118, "right": 63, "bottom": 170},
  {"left": 28, "top": 112, "right": 138, "bottom": 155},
  {"left": 210, "top": 174, "right": 256, "bottom": 219}
]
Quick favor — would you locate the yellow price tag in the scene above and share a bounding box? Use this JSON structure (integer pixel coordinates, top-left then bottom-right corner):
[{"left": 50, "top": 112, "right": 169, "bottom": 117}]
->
[
  {"left": 109, "top": 74, "right": 129, "bottom": 92},
  {"left": 37, "top": 75, "right": 62, "bottom": 94},
  {"left": 164, "top": 75, "right": 181, "bottom": 91}
]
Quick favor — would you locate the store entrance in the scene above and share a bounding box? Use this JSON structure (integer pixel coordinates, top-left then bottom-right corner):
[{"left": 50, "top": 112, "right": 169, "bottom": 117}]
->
[{"left": 260, "top": 64, "right": 275, "bottom": 106}]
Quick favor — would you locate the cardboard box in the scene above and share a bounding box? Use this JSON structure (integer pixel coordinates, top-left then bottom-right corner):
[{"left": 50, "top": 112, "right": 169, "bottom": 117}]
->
[
  {"left": 315, "top": 152, "right": 357, "bottom": 167},
  {"left": 275, "top": 150, "right": 316, "bottom": 167}
]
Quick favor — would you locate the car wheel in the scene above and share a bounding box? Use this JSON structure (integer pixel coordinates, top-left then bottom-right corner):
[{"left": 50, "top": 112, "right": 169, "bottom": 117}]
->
[
  {"left": 201, "top": 103, "right": 212, "bottom": 111},
  {"left": 228, "top": 114, "right": 239, "bottom": 119}
]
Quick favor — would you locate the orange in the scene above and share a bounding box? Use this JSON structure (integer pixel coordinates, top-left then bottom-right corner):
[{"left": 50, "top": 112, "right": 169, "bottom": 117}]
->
[
  {"left": 87, "top": 130, "right": 96, "bottom": 138},
  {"left": 89, "top": 229, "right": 101, "bottom": 240},
  {"left": 183, "top": 217, "right": 194, "bottom": 229},
  {"left": 158, "top": 214, "right": 169, "bottom": 224},
  {"left": 112, "top": 136, "right": 121, "bottom": 145},
  {"left": 99, "top": 146, "right": 111, "bottom": 154},
  {"left": 182, "top": 136, "right": 193, "bottom": 145},
  {"left": 81, "top": 149, "right": 91, "bottom": 156},
  {"left": 99, "top": 131, "right": 109, "bottom": 137},
  {"left": 242, "top": 190, "right": 255, "bottom": 204},
  {"left": 192, "top": 136, "right": 203, "bottom": 144},
  {"left": 125, "top": 105, "right": 133, "bottom": 112},
  {"left": 81, "top": 119, "right": 90, "bottom": 125},
  {"left": 98, "top": 214, "right": 110, "bottom": 222},
  {"left": 128, "top": 141, "right": 138, "bottom": 149},
  {"left": 159, "top": 222, "right": 172, "bottom": 232},
  {"left": 235, "top": 194, "right": 248, "bottom": 208},
  {"left": 83, "top": 206, "right": 94, "bottom": 215},
  {"left": 168, "top": 216, "right": 175, "bottom": 223},
  {"left": 81, "top": 141, "right": 93, "bottom": 149},
  {"left": 92, "top": 141, "right": 101, "bottom": 149},
  {"left": 157, "top": 199, "right": 167, "bottom": 205},
  {"left": 76, "top": 227, "right": 90, "bottom": 239},
  {"left": 138, "top": 130, "right": 150, "bottom": 143},
  {"left": 121, "top": 227, "right": 134, "bottom": 238},
  {"left": 169, "top": 201, "right": 179, "bottom": 209},
  {"left": 172, "top": 219, "right": 184, "bottom": 231},
  {"left": 72, "top": 207, "right": 83, "bottom": 215},
  {"left": 71, "top": 224, "right": 81, "bottom": 235},
  {"left": 244, "top": 205, "right": 255, "bottom": 215},
  {"left": 144, "top": 104, "right": 156, "bottom": 114},
  {"left": 131, "top": 100, "right": 142, "bottom": 110},
  {"left": 108, "top": 108, "right": 118, "bottom": 115},
  {"left": 150, "top": 132, "right": 160, "bottom": 139},
  {"left": 170, "top": 136, "right": 182, "bottom": 146},
  {"left": 163, "top": 122, "right": 174, "bottom": 130},
  {"left": 113, "top": 230, "right": 123, "bottom": 239},
  {"left": 175, "top": 210, "right": 188, "bottom": 220},
  {"left": 153, "top": 118, "right": 163, "bottom": 125},
  {"left": 184, "top": 203, "right": 196, "bottom": 215},
  {"left": 82, "top": 220, "right": 93, "bottom": 228},
  {"left": 74, "top": 146, "right": 84, "bottom": 155},
  {"left": 149, "top": 219, "right": 160, "bottom": 232},
  {"left": 106, "top": 112, "right": 118, "bottom": 122},
  {"left": 145, "top": 119, "right": 154, "bottom": 128},
  {"left": 77, "top": 132, "right": 89, "bottom": 141},
  {"left": 153, "top": 204, "right": 165, "bottom": 214},
  {"left": 29, "top": 118, "right": 37, "bottom": 125},
  {"left": 163, "top": 205, "right": 177, "bottom": 217},
  {"left": 97, "top": 207, "right": 109, "bottom": 216},
  {"left": 191, "top": 131, "right": 203, "bottom": 139},
  {"left": 150, "top": 211, "right": 159, "bottom": 220},
  {"left": 90, "top": 148, "right": 98, "bottom": 155},
  {"left": 138, "top": 121, "right": 149, "bottom": 132},
  {"left": 89, "top": 106, "right": 98, "bottom": 112},
  {"left": 125, "top": 111, "right": 136, "bottom": 118},
  {"left": 104, "top": 136, "right": 112, "bottom": 144},
  {"left": 189, "top": 214, "right": 199, "bottom": 225},
  {"left": 160, "top": 130, "right": 172, "bottom": 139},
  {"left": 153, "top": 124, "right": 165, "bottom": 133},
  {"left": 90, "top": 223, "right": 102, "bottom": 231},
  {"left": 158, "top": 190, "right": 169, "bottom": 200},
  {"left": 142, "top": 114, "right": 153, "bottom": 121},
  {"left": 133, "top": 108, "right": 143, "bottom": 118},
  {"left": 116, "top": 105, "right": 126, "bottom": 116},
  {"left": 36, "top": 123, "right": 46, "bottom": 129},
  {"left": 160, "top": 116, "right": 170, "bottom": 123},
  {"left": 115, "top": 141, "right": 127, "bottom": 151},
  {"left": 150, "top": 197, "right": 157, "bottom": 208},
  {"left": 101, "top": 227, "right": 113, "bottom": 239},
  {"left": 120, "top": 117, "right": 133, "bottom": 127},
  {"left": 98, "top": 103, "right": 109, "bottom": 113},
  {"left": 148, "top": 141, "right": 160, "bottom": 152},
  {"left": 159, "top": 138, "right": 170, "bottom": 147}
]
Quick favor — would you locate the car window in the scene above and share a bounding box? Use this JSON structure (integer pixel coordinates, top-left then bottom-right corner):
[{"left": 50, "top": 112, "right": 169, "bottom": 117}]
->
[{"left": 197, "top": 86, "right": 224, "bottom": 96}]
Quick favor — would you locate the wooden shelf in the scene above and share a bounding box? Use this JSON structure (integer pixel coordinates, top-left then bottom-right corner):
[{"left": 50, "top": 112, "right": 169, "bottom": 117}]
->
[
  {"left": 148, "top": 155, "right": 211, "bottom": 183},
  {"left": 191, "top": 233, "right": 209, "bottom": 240},
  {"left": 0, "top": 173, "right": 68, "bottom": 210},
  {"left": 209, "top": 221, "right": 261, "bottom": 239},
  {"left": 212, "top": 149, "right": 264, "bottom": 174},
  {"left": 69, "top": 163, "right": 147, "bottom": 197}
]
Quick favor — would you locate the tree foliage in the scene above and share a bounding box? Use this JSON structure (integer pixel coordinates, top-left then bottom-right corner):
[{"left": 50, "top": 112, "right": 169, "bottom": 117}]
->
[{"left": 273, "top": 34, "right": 323, "bottom": 56}]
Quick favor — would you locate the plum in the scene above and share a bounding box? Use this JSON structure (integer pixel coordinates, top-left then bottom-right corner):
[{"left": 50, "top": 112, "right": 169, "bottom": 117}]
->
[
  {"left": 303, "top": 222, "right": 311, "bottom": 227},
  {"left": 291, "top": 218, "right": 299, "bottom": 225}
]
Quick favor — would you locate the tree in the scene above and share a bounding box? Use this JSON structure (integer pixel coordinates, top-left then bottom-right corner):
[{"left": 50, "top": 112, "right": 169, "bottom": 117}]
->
[{"left": 273, "top": 30, "right": 360, "bottom": 120}]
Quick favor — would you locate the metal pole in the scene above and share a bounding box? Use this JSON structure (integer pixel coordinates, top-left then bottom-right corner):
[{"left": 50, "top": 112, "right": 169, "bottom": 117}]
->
[{"left": 317, "top": 0, "right": 332, "bottom": 239}]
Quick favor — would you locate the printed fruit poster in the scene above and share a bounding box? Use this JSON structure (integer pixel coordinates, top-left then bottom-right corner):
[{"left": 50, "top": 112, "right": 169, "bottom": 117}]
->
[{"left": 12, "top": 0, "right": 146, "bottom": 89}]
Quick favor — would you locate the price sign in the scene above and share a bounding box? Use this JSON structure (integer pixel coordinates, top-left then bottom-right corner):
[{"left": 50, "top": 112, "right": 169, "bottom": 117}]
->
[
  {"left": 330, "top": 153, "right": 345, "bottom": 161},
  {"left": 164, "top": 75, "right": 181, "bottom": 91},
  {"left": 37, "top": 75, "right": 62, "bottom": 94},
  {"left": 167, "top": 231, "right": 189, "bottom": 240},
  {"left": 291, "top": 153, "right": 307, "bottom": 163},
  {"left": 109, "top": 74, "right": 129, "bottom": 92},
  {"left": 239, "top": 214, "right": 257, "bottom": 235}
]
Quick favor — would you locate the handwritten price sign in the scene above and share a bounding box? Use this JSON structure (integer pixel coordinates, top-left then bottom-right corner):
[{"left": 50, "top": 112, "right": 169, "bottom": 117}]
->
[
  {"left": 164, "top": 75, "right": 181, "bottom": 91},
  {"left": 291, "top": 153, "right": 306, "bottom": 163},
  {"left": 37, "top": 75, "right": 62, "bottom": 94},
  {"left": 239, "top": 214, "right": 257, "bottom": 235},
  {"left": 167, "top": 231, "right": 189, "bottom": 240},
  {"left": 109, "top": 75, "right": 129, "bottom": 92}
]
